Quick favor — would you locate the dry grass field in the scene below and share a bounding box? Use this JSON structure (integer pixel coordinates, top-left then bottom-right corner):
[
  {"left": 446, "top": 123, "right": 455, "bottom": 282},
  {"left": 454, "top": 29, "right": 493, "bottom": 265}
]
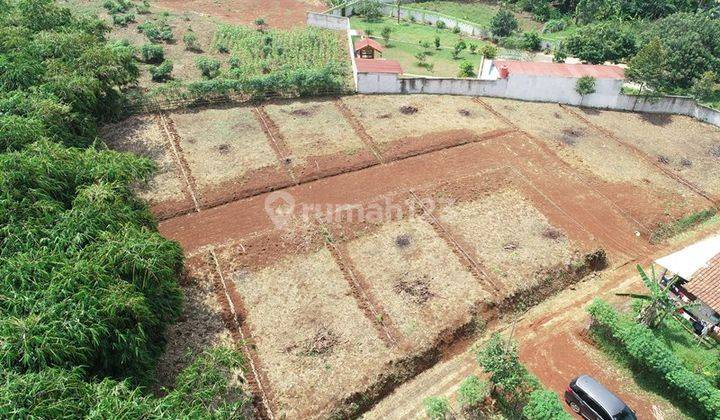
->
[
  {"left": 341, "top": 95, "right": 510, "bottom": 157},
  {"left": 440, "top": 189, "right": 575, "bottom": 293},
  {"left": 230, "top": 246, "right": 398, "bottom": 418},
  {"left": 170, "top": 107, "right": 289, "bottom": 205},
  {"left": 578, "top": 109, "right": 720, "bottom": 198},
  {"left": 345, "top": 217, "right": 489, "bottom": 350},
  {"left": 482, "top": 98, "right": 710, "bottom": 228},
  {"left": 263, "top": 99, "right": 378, "bottom": 179},
  {"left": 101, "top": 114, "right": 191, "bottom": 217}
]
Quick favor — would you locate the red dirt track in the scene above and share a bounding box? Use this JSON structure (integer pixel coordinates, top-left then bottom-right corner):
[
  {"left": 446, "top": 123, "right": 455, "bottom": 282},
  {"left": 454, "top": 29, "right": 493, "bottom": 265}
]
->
[{"left": 159, "top": 130, "right": 651, "bottom": 262}]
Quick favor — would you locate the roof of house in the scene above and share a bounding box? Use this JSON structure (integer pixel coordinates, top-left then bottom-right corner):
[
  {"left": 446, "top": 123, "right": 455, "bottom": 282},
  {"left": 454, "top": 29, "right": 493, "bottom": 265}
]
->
[
  {"left": 354, "top": 38, "right": 384, "bottom": 53},
  {"left": 655, "top": 235, "right": 720, "bottom": 280},
  {"left": 685, "top": 253, "right": 720, "bottom": 313},
  {"left": 493, "top": 60, "right": 625, "bottom": 79},
  {"left": 355, "top": 58, "right": 402, "bottom": 74}
]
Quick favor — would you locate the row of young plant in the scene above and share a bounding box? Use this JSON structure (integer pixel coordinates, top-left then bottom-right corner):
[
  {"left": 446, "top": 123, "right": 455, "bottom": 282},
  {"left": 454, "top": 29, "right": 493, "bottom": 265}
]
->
[
  {"left": 423, "top": 333, "right": 570, "bottom": 419},
  {"left": 130, "top": 22, "right": 352, "bottom": 107},
  {"left": 0, "top": 0, "right": 248, "bottom": 416},
  {"left": 587, "top": 299, "right": 720, "bottom": 419}
]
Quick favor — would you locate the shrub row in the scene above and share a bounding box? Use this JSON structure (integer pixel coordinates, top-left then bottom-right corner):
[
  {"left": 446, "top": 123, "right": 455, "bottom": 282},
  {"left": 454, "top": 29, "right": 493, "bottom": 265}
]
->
[{"left": 588, "top": 299, "right": 720, "bottom": 419}]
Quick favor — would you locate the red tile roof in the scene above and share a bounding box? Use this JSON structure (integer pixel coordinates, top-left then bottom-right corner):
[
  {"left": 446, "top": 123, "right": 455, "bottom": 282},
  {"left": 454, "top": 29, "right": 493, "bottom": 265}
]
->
[
  {"left": 686, "top": 253, "right": 720, "bottom": 313},
  {"left": 356, "top": 58, "right": 403, "bottom": 74},
  {"left": 354, "top": 38, "right": 384, "bottom": 53},
  {"left": 494, "top": 60, "right": 625, "bottom": 79}
]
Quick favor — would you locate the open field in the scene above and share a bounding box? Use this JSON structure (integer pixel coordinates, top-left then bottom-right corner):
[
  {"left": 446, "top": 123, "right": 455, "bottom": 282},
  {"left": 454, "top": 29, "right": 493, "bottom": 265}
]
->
[
  {"left": 345, "top": 217, "right": 489, "bottom": 350},
  {"left": 154, "top": 0, "right": 323, "bottom": 28},
  {"left": 341, "top": 94, "right": 511, "bottom": 159},
  {"left": 577, "top": 109, "right": 720, "bottom": 201},
  {"left": 262, "top": 99, "right": 378, "bottom": 180},
  {"left": 170, "top": 106, "right": 290, "bottom": 207},
  {"left": 101, "top": 114, "right": 193, "bottom": 218},
  {"left": 482, "top": 97, "right": 711, "bottom": 230},
  {"left": 100, "top": 94, "right": 720, "bottom": 417},
  {"left": 440, "top": 189, "right": 576, "bottom": 294}
]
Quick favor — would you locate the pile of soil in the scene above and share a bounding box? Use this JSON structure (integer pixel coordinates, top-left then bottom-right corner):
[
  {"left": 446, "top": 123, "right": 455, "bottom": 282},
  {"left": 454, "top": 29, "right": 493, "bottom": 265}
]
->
[
  {"left": 290, "top": 108, "right": 314, "bottom": 117},
  {"left": 395, "top": 233, "right": 412, "bottom": 249},
  {"left": 541, "top": 227, "right": 564, "bottom": 240},
  {"left": 560, "top": 128, "right": 583, "bottom": 146},
  {"left": 394, "top": 276, "right": 435, "bottom": 304},
  {"left": 399, "top": 105, "right": 418, "bottom": 115},
  {"left": 287, "top": 326, "right": 339, "bottom": 356}
]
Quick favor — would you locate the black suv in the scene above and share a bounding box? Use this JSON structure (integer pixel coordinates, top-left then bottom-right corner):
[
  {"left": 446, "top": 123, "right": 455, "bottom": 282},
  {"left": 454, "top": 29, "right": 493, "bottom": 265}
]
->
[{"left": 565, "top": 375, "right": 637, "bottom": 420}]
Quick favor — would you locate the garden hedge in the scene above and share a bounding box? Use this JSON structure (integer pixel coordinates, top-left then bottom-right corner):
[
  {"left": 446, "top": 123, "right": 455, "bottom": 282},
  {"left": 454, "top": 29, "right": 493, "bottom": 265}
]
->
[{"left": 588, "top": 299, "right": 720, "bottom": 419}]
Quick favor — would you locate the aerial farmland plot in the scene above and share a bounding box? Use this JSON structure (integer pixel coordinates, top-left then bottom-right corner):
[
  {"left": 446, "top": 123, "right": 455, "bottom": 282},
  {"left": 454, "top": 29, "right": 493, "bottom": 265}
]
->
[
  {"left": 576, "top": 109, "right": 720, "bottom": 200},
  {"left": 101, "top": 114, "right": 194, "bottom": 219},
  {"left": 481, "top": 98, "right": 711, "bottom": 230},
  {"left": 169, "top": 106, "right": 291, "bottom": 207},
  {"left": 341, "top": 94, "right": 512, "bottom": 160},
  {"left": 106, "top": 94, "right": 719, "bottom": 419},
  {"left": 261, "top": 99, "right": 380, "bottom": 181}
]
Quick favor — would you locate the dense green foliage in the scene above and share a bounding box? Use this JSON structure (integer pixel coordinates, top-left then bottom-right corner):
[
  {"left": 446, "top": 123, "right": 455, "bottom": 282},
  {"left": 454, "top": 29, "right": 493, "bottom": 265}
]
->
[
  {"left": 490, "top": 9, "right": 519, "bottom": 37},
  {"left": 588, "top": 299, "right": 720, "bottom": 419},
  {"left": 1, "top": 347, "right": 250, "bottom": 418},
  {"left": 199, "top": 24, "right": 349, "bottom": 96},
  {"left": 457, "top": 375, "right": 489, "bottom": 416},
  {"left": 477, "top": 333, "right": 568, "bottom": 419},
  {"left": 563, "top": 22, "right": 637, "bottom": 64},
  {"left": 575, "top": 76, "right": 596, "bottom": 96},
  {"left": 423, "top": 396, "right": 451, "bottom": 419},
  {"left": 140, "top": 43, "right": 164, "bottom": 63},
  {"left": 522, "top": 389, "right": 572, "bottom": 420},
  {"left": 638, "top": 12, "right": 720, "bottom": 90},
  {"left": 477, "top": 333, "right": 539, "bottom": 412},
  {"left": 0, "top": 1, "right": 248, "bottom": 417}
]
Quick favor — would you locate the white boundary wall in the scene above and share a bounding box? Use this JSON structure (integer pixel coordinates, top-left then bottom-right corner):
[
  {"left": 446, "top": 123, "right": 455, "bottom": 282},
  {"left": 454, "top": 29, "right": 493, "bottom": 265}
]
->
[{"left": 356, "top": 71, "right": 720, "bottom": 127}]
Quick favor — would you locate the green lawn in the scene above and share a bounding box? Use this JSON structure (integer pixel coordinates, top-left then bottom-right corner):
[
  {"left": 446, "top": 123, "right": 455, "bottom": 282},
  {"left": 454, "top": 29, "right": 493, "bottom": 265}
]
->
[
  {"left": 351, "top": 16, "right": 486, "bottom": 76},
  {"left": 652, "top": 316, "right": 720, "bottom": 387},
  {"left": 407, "top": 1, "right": 576, "bottom": 43},
  {"left": 411, "top": 0, "right": 539, "bottom": 31}
]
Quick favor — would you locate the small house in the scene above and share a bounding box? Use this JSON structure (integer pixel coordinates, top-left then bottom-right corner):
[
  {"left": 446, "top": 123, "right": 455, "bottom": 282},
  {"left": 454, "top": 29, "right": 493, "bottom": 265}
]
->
[
  {"left": 655, "top": 235, "right": 720, "bottom": 339},
  {"left": 354, "top": 38, "right": 384, "bottom": 59}
]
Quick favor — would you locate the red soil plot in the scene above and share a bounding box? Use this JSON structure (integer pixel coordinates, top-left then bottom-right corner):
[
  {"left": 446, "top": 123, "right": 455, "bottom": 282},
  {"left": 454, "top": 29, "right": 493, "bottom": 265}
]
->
[
  {"left": 154, "top": 0, "right": 324, "bottom": 29},
  {"left": 159, "top": 130, "right": 653, "bottom": 264}
]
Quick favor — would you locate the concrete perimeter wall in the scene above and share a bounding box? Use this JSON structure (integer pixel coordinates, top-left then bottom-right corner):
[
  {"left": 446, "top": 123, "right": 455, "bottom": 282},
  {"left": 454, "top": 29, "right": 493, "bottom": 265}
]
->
[
  {"left": 307, "top": 11, "right": 350, "bottom": 30},
  {"left": 357, "top": 72, "right": 720, "bottom": 127}
]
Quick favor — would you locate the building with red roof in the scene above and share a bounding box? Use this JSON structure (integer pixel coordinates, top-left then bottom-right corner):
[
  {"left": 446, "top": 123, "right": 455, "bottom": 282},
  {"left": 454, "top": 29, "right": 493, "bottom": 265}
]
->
[
  {"left": 354, "top": 38, "right": 384, "bottom": 59},
  {"left": 483, "top": 59, "right": 625, "bottom": 80},
  {"left": 355, "top": 58, "right": 402, "bottom": 74}
]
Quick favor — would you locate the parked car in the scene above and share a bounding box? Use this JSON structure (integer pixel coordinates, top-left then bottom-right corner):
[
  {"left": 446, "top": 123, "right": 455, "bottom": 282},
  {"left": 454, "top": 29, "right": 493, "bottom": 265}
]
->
[{"left": 565, "top": 375, "right": 637, "bottom": 420}]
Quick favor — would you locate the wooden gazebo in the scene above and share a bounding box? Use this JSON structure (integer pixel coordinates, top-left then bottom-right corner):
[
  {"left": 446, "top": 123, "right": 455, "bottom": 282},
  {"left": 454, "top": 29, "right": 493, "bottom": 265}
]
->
[{"left": 354, "top": 38, "right": 384, "bottom": 59}]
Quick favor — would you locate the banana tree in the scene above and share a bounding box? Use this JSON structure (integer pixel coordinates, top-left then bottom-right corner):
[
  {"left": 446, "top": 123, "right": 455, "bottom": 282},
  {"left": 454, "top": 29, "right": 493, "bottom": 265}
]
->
[{"left": 616, "top": 264, "right": 682, "bottom": 328}]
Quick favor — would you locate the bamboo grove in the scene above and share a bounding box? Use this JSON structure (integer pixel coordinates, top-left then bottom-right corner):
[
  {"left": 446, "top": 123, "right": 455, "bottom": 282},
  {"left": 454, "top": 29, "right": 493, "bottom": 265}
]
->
[{"left": 0, "top": 1, "right": 248, "bottom": 416}]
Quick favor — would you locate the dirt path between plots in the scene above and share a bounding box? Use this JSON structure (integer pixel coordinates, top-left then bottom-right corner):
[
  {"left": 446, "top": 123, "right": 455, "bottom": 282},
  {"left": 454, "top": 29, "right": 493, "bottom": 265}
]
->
[
  {"left": 160, "top": 131, "right": 650, "bottom": 267},
  {"left": 154, "top": 0, "right": 323, "bottom": 28}
]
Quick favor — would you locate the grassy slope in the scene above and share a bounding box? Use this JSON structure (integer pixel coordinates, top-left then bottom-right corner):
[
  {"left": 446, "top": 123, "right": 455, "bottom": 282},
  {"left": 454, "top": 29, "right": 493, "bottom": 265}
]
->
[
  {"left": 351, "top": 16, "right": 485, "bottom": 76},
  {"left": 410, "top": 1, "right": 577, "bottom": 42}
]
